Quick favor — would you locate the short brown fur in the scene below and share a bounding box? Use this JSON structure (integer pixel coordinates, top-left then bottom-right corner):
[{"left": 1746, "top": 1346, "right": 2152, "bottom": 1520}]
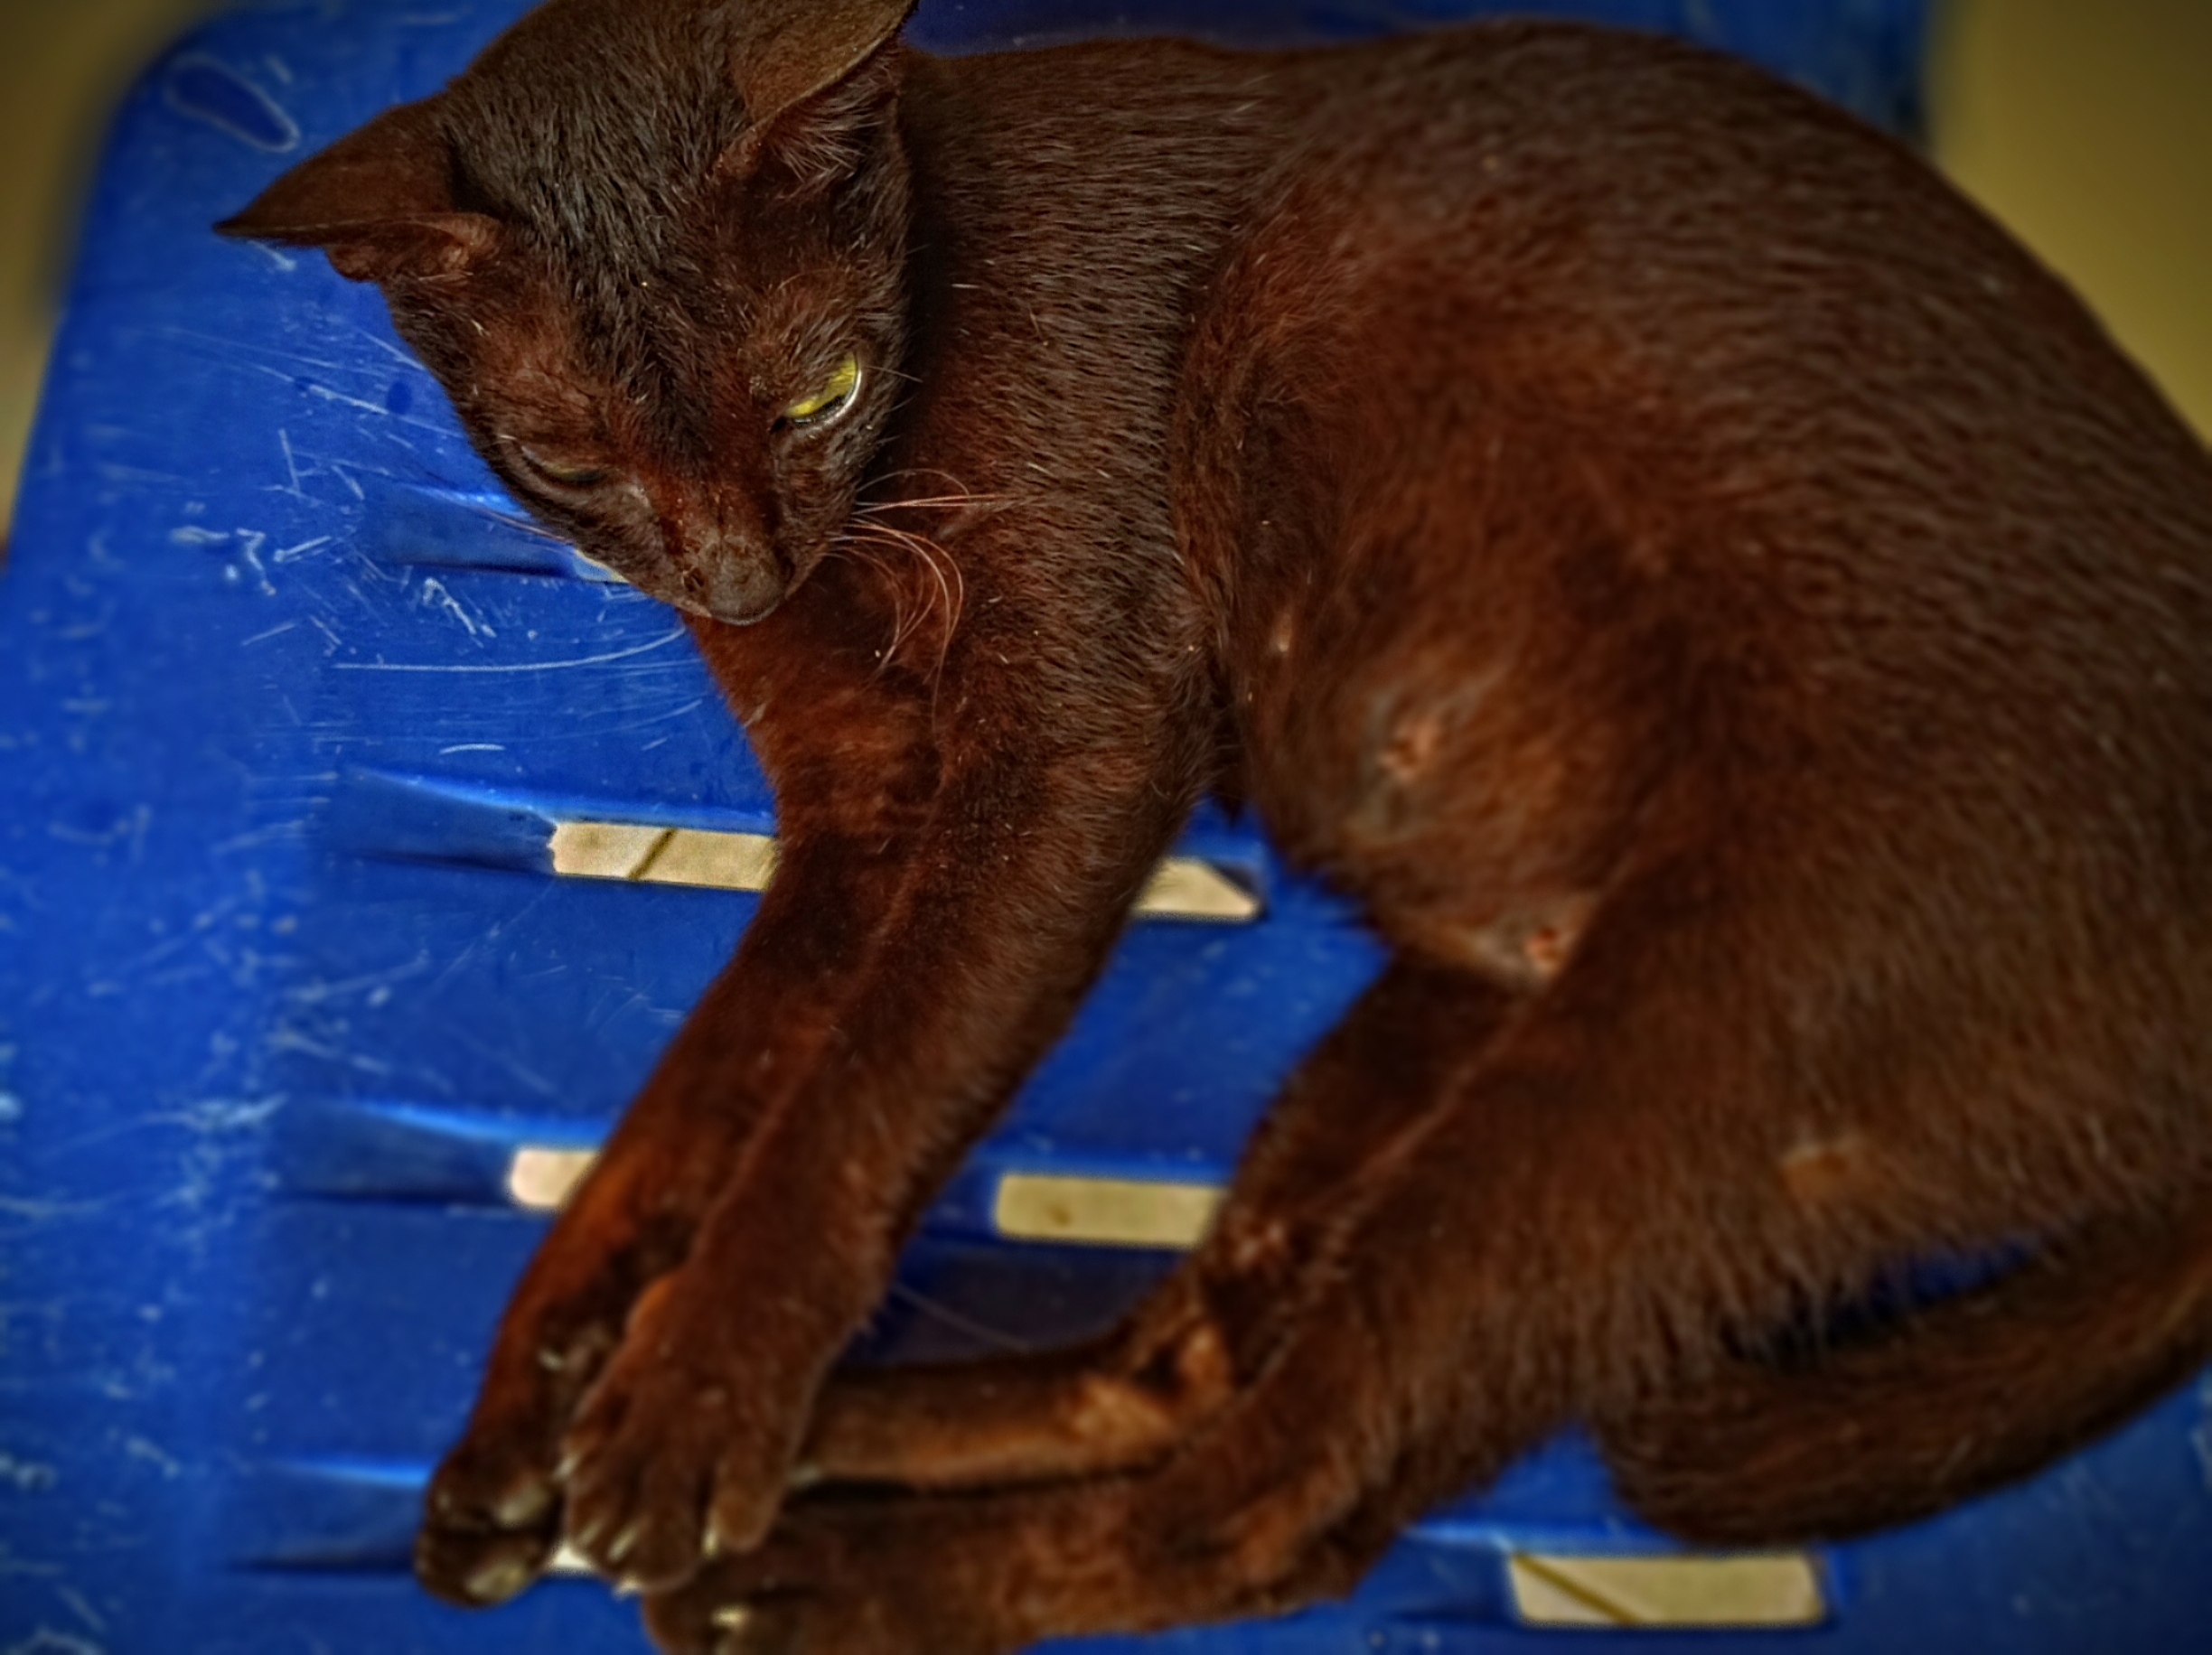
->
[{"left": 220, "top": 2, "right": 2212, "bottom": 1650}]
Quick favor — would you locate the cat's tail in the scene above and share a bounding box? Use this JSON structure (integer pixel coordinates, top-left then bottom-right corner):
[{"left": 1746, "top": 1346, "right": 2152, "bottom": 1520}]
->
[{"left": 1595, "top": 1196, "right": 2212, "bottom": 1544}]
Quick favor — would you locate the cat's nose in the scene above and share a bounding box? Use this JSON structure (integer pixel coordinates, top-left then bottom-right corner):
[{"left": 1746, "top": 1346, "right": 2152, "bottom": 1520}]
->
[
  {"left": 665, "top": 493, "right": 787, "bottom": 622},
  {"left": 684, "top": 545, "right": 786, "bottom": 624}
]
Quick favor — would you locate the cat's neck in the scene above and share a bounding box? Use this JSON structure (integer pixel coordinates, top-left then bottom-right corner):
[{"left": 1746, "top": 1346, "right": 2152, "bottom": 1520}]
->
[{"left": 878, "top": 43, "right": 1298, "bottom": 506}]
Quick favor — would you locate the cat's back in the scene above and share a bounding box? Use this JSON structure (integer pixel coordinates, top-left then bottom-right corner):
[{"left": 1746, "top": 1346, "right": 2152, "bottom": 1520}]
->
[
  {"left": 1230, "top": 15, "right": 2206, "bottom": 511},
  {"left": 1175, "top": 16, "right": 2212, "bottom": 729}
]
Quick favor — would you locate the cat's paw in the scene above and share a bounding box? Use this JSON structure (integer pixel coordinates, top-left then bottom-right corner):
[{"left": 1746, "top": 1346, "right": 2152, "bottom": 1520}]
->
[
  {"left": 416, "top": 1302, "right": 632, "bottom": 1604},
  {"left": 415, "top": 1434, "right": 564, "bottom": 1606},
  {"left": 558, "top": 1279, "right": 796, "bottom": 1591},
  {"left": 638, "top": 1504, "right": 1008, "bottom": 1655}
]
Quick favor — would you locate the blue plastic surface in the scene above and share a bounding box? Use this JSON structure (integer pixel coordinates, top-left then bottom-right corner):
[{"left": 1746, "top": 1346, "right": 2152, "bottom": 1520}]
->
[{"left": 7, "top": 1, "right": 2209, "bottom": 1650}]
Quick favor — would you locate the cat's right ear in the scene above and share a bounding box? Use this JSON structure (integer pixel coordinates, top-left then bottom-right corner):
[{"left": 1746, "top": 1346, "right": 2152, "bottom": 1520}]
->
[
  {"left": 724, "top": 0, "right": 918, "bottom": 125},
  {"left": 216, "top": 98, "right": 499, "bottom": 283},
  {"left": 719, "top": 0, "right": 920, "bottom": 189}
]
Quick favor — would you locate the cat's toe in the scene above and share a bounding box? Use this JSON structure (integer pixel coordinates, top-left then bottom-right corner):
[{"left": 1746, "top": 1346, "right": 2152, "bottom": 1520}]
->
[
  {"left": 638, "top": 1501, "right": 1021, "bottom": 1655},
  {"left": 562, "top": 1422, "right": 715, "bottom": 1588},
  {"left": 558, "top": 1279, "right": 801, "bottom": 1587},
  {"left": 414, "top": 1444, "right": 562, "bottom": 1605},
  {"left": 561, "top": 1358, "right": 767, "bottom": 1590},
  {"left": 640, "top": 1531, "right": 876, "bottom": 1655},
  {"left": 643, "top": 1591, "right": 808, "bottom": 1655}
]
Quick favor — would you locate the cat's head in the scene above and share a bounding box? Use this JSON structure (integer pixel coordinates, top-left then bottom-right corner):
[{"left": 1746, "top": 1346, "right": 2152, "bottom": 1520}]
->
[{"left": 220, "top": 0, "right": 919, "bottom": 624}]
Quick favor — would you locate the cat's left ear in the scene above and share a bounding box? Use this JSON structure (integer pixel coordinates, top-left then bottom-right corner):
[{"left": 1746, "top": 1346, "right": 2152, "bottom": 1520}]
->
[
  {"left": 217, "top": 98, "right": 501, "bottom": 283},
  {"left": 718, "top": 0, "right": 920, "bottom": 192}
]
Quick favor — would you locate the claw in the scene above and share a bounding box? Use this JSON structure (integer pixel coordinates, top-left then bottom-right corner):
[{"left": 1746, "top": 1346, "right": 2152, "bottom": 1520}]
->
[
  {"left": 568, "top": 1507, "right": 614, "bottom": 1559},
  {"left": 492, "top": 1476, "right": 556, "bottom": 1529},
  {"left": 717, "top": 1600, "right": 806, "bottom": 1655},
  {"left": 607, "top": 1517, "right": 643, "bottom": 1566},
  {"left": 461, "top": 1551, "right": 538, "bottom": 1606}
]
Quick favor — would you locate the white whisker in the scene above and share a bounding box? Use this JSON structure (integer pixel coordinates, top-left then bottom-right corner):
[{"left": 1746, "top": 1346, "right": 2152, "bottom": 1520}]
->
[{"left": 837, "top": 518, "right": 966, "bottom": 685}]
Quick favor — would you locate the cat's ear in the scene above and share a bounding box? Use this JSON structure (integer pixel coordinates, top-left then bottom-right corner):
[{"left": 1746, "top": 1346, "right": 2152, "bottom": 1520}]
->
[
  {"left": 719, "top": 0, "right": 919, "bottom": 192},
  {"left": 216, "top": 98, "right": 500, "bottom": 283}
]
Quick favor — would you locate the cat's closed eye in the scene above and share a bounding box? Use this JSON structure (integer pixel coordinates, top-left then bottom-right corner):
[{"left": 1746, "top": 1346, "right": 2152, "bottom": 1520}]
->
[
  {"left": 781, "top": 351, "right": 861, "bottom": 429},
  {"left": 513, "top": 443, "right": 612, "bottom": 491}
]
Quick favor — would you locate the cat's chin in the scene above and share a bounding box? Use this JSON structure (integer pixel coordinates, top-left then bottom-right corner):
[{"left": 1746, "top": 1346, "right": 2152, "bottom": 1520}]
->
[
  {"left": 670, "top": 560, "right": 799, "bottom": 626},
  {"left": 674, "top": 594, "right": 783, "bottom": 628},
  {"left": 637, "top": 570, "right": 792, "bottom": 626}
]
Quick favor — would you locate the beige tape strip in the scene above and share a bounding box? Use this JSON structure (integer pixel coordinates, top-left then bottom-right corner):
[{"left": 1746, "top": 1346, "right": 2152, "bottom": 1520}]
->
[
  {"left": 548, "top": 820, "right": 1258, "bottom": 921},
  {"left": 991, "top": 1171, "right": 1223, "bottom": 1248},
  {"left": 1506, "top": 1551, "right": 1825, "bottom": 1628}
]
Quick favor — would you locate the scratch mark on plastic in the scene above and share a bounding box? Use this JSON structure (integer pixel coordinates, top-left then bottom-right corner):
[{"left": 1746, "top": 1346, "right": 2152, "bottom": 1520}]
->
[
  {"left": 424, "top": 885, "right": 555, "bottom": 1001},
  {"left": 0, "top": 1454, "right": 56, "bottom": 1493},
  {"left": 121, "top": 1438, "right": 181, "bottom": 1481},
  {"left": 57, "top": 603, "right": 117, "bottom": 642},
  {"left": 46, "top": 809, "right": 148, "bottom": 856},
  {"left": 276, "top": 428, "right": 306, "bottom": 500},
  {"left": 330, "top": 626, "right": 685, "bottom": 674},
  {"left": 266, "top": 1028, "right": 395, "bottom": 1077},
  {"left": 0, "top": 1626, "right": 106, "bottom": 1654},
  {"left": 303, "top": 381, "right": 392, "bottom": 417},
  {"left": 164, "top": 52, "right": 299, "bottom": 151},
  {"left": 171, "top": 1097, "right": 285, "bottom": 1135},
  {"left": 235, "top": 530, "right": 276, "bottom": 595},
  {"left": 595, "top": 696, "right": 710, "bottom": 736},
  {"left": 418, "top": 577, "right": 496, "bottom": 640},
  {"left": 285, "top": 957, "right": 431, "bottom": 1006},
  {"left": 55, "top": 1585, "right": 105, "bottom": 1634},
  {"left": 439, "top": 743, "right": 508, "bottom": 755},
  {"left": 0, "top": 1195, "right": 109, "bottom": 1223},
  {"left": 2191, "top": 1375, "right": 2212, "bottom": 1492},
  {"left": 240, "top": 622, "right": 297, "bottom": 647},
  {"left": 272, "top": 535, "right": 332, "bottom": 565},
  {"left": 114, "top": 927, "right": 198, "bottom": 977},
  {"left": 150, "top": 325, "right": 341, "bottom": 373},
  {"left": 211, "top": 822, "right": 305, "bottom": 856},
  {"left": 445, "top": 1025, "right": 559, "bottom": 1099}
]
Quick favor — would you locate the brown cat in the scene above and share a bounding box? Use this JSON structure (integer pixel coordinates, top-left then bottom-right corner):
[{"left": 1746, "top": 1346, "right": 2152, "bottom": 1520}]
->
[{"left": 220, "top": 1, "right": 2212, "bottom": 1650}]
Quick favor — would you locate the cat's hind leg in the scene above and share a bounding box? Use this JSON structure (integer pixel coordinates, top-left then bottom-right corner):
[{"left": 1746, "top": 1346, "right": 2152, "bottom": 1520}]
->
[
  {"left": 641, "top": 1258, "right": 1454, "bottom": 1655},
  {"left": 646, "top": 1423, "right": 1451, "bottom": 1655},
  {"left": 1596, "top": 1189, "right": 2212, "bottom": 1544},
  {"left": 794, "top": 957, "right": 1517, "bottom": 1493}
]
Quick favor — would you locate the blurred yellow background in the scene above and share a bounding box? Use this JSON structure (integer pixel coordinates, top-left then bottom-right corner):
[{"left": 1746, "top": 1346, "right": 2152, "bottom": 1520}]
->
[
  {"left": 1937, "top": 0, "right": 2212, "bottom": 444},
  {"left": 0, "top": 0, "right": 2207, "bottom": 533}
]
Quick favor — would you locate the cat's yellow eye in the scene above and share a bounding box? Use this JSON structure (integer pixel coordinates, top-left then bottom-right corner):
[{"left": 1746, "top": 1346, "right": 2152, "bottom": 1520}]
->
[
  {"left": 517, "top": 444, "right": 609, "bottom": 490},
  {"left": 783, "top": 352, "right": 861, "bottom": 426}
]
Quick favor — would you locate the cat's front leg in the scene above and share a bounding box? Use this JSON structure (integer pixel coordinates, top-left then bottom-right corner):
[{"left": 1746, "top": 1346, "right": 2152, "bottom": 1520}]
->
[
  {"left": 416, "top": 832, "right": 949, "bottom": 1606},
  {"left": 548, "top": 754, "right": 1196, "bottom": 1593}
]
